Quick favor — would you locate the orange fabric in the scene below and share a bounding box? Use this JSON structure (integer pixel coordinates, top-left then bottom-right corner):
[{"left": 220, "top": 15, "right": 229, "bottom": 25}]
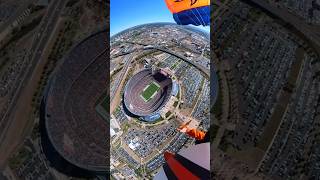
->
[
  {"left": 165, "top": 151, "right": 200, "bottom": 180},
  {"left": 186, "top": 128, "right": 206, "bottom": 140},
  {"left": 165, "top": 0, "right": 210, "bottom": 13}
]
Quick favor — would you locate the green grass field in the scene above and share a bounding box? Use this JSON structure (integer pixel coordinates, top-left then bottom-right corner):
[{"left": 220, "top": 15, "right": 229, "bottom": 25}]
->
[{"left": 141, "top": 82, "right": 160, "bottom": 102}]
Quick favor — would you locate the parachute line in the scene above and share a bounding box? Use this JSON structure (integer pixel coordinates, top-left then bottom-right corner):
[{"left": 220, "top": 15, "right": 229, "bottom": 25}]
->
[
  {"left": 202, "top": 7, "right": 210, "bottom": 25},
  {"left": 165, "top": 0, "right": 210, "bottom": 26},
  {"left": 190, "top": 8, "right": 203, "bottom": 26},
  {"left": 194, "top": 8, "right": 205, "bottom": 26},
  {"left": 185, "top": 11, "right": 199, "bottom": 25},
  {"left": 175, "top": 14, "right": 182, "bottom": 25}
]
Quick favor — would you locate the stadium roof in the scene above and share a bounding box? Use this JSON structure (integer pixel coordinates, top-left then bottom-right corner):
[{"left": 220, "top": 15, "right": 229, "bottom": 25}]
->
[
  {"left": 43, "top": 30, "right": 108, "bottom": 173},
  {"left": 123, "top": 69, "right": 173, "bottom": 118}
]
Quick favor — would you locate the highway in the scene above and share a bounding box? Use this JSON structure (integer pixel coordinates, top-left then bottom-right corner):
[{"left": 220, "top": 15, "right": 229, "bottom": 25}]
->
[
  {"left": 153, "top": 46, "right": 210, "bottom": 78},
  {"left": 241, "top": 0, "right": 320, "bottom": 55},
  {"left": 0, "top": 0, "right": 66, "bottom": 146},
  {"left": 111, "top": 53, "right": 133, "bottom": 99},
  {"left": 0, "top": 0, "right": 37, "bottom": 33},
  {"left": 110, "top": 53, "right": 135, "bottom": 113},
  {"left": 111, "top": 40, "right": 210, "bottom": 114},
  {"left": 122, "top": 41, "right": 210, "bottom": 78}
]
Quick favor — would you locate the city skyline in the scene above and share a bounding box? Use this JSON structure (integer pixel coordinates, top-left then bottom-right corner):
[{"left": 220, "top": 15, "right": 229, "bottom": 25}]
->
[{"left": 110, "top": 0, "right": 209, "bottom": 36}]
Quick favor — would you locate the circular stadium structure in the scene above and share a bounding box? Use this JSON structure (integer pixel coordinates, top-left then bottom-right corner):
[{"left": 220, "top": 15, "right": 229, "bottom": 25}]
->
[
  {"left": 40, "top": 30, "right": 108, "bottom": 176},
  {"left": 123, "top": 68, "right": 178, "bottom": 122}
]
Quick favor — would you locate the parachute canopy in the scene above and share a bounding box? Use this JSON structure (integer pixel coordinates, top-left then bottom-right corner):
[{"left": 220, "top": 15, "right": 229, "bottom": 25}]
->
[{"left": 165, "top": 0, "right": 210, "bottom": 26}]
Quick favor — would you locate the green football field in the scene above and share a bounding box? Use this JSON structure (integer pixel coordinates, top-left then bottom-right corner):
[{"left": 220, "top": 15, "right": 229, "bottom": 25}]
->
[{"left": 141, "top": 82, "right": 160, "bottom": 102}]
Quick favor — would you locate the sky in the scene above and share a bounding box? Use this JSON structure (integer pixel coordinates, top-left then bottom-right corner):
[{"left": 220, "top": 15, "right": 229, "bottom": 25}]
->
[{"left": 110, "top": 0, "right": 210, "bottom": 36}]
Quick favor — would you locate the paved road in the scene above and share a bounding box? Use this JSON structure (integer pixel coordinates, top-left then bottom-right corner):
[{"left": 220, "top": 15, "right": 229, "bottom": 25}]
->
[
  {"left": 0, "top": 0, "right": 65, "bottom": 146},
  {"left": 110, "top": 53, "right": 135, "bottom": 113},
  {"left": 241, "top": 0, "right": 320, "bottom": 55},
  {"left": 154, "top": 47, "right": 210, "bottom": 78},
  {"left": 110, "top": 53, "right": 134, "bottom": 101},
  {"left": 122, "top": 41, "right": 210, "bottom": 78},
  {"left": 110, "top": 41, "right": 210, "bottom": 113},
  {"left": 0, "top": 0, "right": 37, "bottom": 33}
]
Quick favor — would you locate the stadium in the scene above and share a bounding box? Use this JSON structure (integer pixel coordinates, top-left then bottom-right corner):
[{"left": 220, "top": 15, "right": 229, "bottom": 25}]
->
[
  {"left": 123, "top": 68, "right": 179, "bottom": 122},
  {"left": 40, "top": 30, "right": 108, "bottom": 177}
]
